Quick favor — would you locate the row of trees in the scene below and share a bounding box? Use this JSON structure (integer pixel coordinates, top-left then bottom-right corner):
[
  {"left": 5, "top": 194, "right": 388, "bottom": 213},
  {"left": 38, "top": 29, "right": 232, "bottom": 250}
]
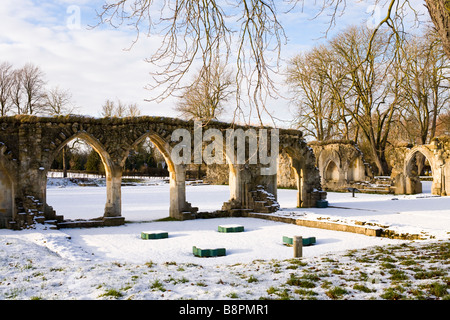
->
[
  {"left": 0, "top": 62, "right": 76, "bottom": 116},
  {"left": 286, "top": 25, "right": 450, "bottom": 175}
]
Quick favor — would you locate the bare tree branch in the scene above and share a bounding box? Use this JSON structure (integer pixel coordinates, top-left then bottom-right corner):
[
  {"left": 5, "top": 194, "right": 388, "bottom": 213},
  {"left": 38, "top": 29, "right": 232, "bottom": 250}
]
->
[{"left": 96, "top": 0, "right": 286, "bottom": 125}]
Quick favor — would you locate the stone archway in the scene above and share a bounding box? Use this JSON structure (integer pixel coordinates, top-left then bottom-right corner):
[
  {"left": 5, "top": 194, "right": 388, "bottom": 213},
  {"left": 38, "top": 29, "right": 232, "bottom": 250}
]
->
[
  {"left": 50, "top": 131, "right": 119, "bottom": 218},
  {"left": 130, "top": 131, "right": 198, "bottom": 220},
  {"left": 282, "top": 145, "right": 323, "bottom": 208},
  {"left": 403, "top": 146, "right": 440, "bottom": 195},
  {"left": 0, "top": 115, "right": 328, "bottom": 229},
  {"left": 308, "top": 141, "right": 372, "bottom": 192}
]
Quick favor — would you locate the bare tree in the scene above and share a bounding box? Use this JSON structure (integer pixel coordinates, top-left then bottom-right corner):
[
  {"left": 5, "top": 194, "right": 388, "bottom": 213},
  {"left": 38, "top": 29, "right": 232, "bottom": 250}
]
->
[
  {"left": 436, "top": 109, "right": 450, "bottom": 136},
  {"left": 96, "top": 0, "right": 286, "bottom": 124},
  {"left": 286, "top": 47, "right": 339, "bottom": 141},
  {"left": 330, "top": 25, "right": 402, "bottom": 175},
  {"left": 100, "top": 99, "right": 115, "bottom": 117},
  {"left": 302, "top": 0, "right": 450, "bottom": 62},
  {"left": 21, "top": 63, "right": 46, "bottom": 115},
  {"left": 425, "top": 0, "right": 450, "bottom": 58},
  {"left": 10, "top": 68, "right": 24, "bottom": 114},
  {"left": 94, "top": 0, "right": 450, "bottom": 126},
  {"left": 0, "top": 62, "right": 13, "bottom": 116},
  {"left": 398, "top": 30, "right": 450, "bottom": 145},
  {"left": 127, "top": 103, "right": 141, "bottom": 117},
  {"left": 175, "top": 61, "right": 233, "bottom": 122},
  {"left": 100, "top": 98, "right": 141, "bottom": 117},
  {"left": 43, "top": 86, "right": 78, "bottom": 116}
]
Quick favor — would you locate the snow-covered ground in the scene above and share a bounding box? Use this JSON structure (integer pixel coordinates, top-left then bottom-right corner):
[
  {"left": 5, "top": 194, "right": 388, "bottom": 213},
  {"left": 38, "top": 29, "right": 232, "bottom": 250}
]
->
[{"left": 0, "top": 179, "right": 449, "bottom": 300}]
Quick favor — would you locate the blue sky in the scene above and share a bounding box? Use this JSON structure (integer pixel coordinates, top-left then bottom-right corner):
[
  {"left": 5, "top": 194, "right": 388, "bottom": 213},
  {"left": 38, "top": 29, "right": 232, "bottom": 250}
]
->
[{"left": 0, "top": 0, "right": 429, "bottom": 126}]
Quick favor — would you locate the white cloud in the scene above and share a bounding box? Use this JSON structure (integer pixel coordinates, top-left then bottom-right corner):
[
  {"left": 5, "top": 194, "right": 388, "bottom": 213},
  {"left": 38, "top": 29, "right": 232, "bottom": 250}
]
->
[{"left": 0, "top": 0, "right": 173, "bottom": 117}]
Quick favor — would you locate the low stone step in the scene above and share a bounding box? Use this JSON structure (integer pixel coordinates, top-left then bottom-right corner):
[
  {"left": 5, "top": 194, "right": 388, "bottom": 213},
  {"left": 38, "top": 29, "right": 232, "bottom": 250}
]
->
[{"left": 57, "top": 220, "right": 104, "bottom": 229}]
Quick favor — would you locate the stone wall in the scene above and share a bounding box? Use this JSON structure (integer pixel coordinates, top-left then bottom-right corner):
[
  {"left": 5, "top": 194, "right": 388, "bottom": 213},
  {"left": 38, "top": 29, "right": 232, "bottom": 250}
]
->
[
  {"left": 0, "top": 115, "right": 324, "bottom": 229},
  {"left": 309, "top": 140, "right": 372, "bottom": 192}
]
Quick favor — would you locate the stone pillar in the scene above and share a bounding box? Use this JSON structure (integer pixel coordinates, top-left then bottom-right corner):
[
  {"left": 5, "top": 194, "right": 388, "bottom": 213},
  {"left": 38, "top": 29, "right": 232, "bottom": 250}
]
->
[
  {"left": 392, "top": 173, "right": 406, "bottom": 195},
  {"left": 104, "top": 164, "right": 122, "bottom": 218},
  {"left": 405, "top": 176, "right": 422, "bottom": 194},
  {"left": 17, "top": 123, "right": 48, "bottom": 225},
  {"left": 431, "top": 165, "right": 443, "bottom": 196},
  {"left": 229, "top": 164, "right": 245, "bottom": 205},
  {"left": 291, "top": 159, "right": 307, "bottom": 208},
  {"left": 443, "top": 164, "right": 450, "bottom": 196},
  {"left": 169, "top": 164, "right": 198, "bottom": 220}
]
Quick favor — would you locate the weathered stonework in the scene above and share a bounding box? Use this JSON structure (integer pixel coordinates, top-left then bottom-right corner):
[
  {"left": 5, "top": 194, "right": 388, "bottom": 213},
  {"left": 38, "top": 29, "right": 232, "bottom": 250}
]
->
[
  {"left": 0, "top": 115, "right": 325, "bottom": 229},
  {"left": 389, "top": 137, "right": 450, "bottom": 196},
  {"left": 308, "top": 141, "right": 372, "bottom": 192}
]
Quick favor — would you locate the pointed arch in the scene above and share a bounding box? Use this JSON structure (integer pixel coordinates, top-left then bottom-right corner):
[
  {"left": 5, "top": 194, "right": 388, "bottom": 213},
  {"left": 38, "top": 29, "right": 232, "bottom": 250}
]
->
[
  {"left": 324, "top": 160, "right": 339, "bottom": 181},
  {"left": 282, "top": 146, "right": 309, "bottom": 208},
  {"left": 48, "top": 131, "right": 119, "bottom": 219},
  {"left": 130, "top": 130, "right": 198, "bottom": 219},
  {"left": 403, "top": 146, "right": 439, "bottom": 195},
  {"left": 52, "top": 131, "right": 114, "bottom": 175},
  {"left": 130, "top": 131, "right": 175, "bottom": 174}
]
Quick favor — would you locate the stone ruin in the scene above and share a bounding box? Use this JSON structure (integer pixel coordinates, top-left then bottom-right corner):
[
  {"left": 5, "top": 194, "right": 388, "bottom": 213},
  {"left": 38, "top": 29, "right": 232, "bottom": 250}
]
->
[
  {"left": 389, "top": 137, "right": 450, "bottom": 196},
  {"left": 0, "top": 115, "right": 325, "bottom": 229},
  {"left": 3, "top": 114, "right": 445, "bottom": 230},
  {"left": 282, "top": 140, "right": 374, "bottom": 192}
]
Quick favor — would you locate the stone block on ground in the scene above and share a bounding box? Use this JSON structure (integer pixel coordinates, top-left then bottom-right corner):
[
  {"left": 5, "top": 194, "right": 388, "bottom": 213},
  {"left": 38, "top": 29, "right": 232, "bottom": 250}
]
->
[
  {"left": 141, "top": 230, "right": 169, "bottom": 240},
  {"left": 218, "top": 224, "right": 244, "bottom": 233},
  {"left": 192, "top": 246, "right": 226, "bottom": 257},
  {"left": 282, "top": 236, "right": 316, "bottom": 246}
]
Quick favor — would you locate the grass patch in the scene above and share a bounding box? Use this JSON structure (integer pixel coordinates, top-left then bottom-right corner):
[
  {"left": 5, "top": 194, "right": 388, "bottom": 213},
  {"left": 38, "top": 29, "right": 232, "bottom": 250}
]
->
[
  {"left": 389, "top": 270, "right": 409, "bottom": 281},
  {"left": 247, "top": 275, "right": 259, "bottom": 283},
  {"left": 266, "top": 287, "right": 292, "bottom": 300},
  {"left": 150, "top": 279, "right": 166, "bottom": 292},
  {"left": 226, "top": 292, "right": 239, "bottom": 299},
  {"left": 414, "top": 269, "right": 447, "bottom": 280},
  {"left": 353, "top": 284, "right": 375, "bottom": 293},
  {"left": 294, "top": 288, "right": 318, "bottom": 298},
  {"left": 99, "top": 289, "right": 123, "bottom": 299},
  {"left": 325, "top": 286, "right": 348, "bottom": 300},
  {"left": 286, "top": 274, "right": 316, "bottom": 288},
  {"left": 422, "top": 282, "right": 449, "bottom": 298},
  {"left": 380, "top": 286, "right": 405, "bottom": 300},
  {"left": 285, "top": 258, "right": 307, "bottom": 269}
]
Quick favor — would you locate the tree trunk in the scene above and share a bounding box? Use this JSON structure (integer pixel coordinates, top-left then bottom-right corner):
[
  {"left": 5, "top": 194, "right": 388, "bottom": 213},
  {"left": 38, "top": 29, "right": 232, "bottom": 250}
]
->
[{"left": 425, "top": 0, "right": 450, "bottom": 58}]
